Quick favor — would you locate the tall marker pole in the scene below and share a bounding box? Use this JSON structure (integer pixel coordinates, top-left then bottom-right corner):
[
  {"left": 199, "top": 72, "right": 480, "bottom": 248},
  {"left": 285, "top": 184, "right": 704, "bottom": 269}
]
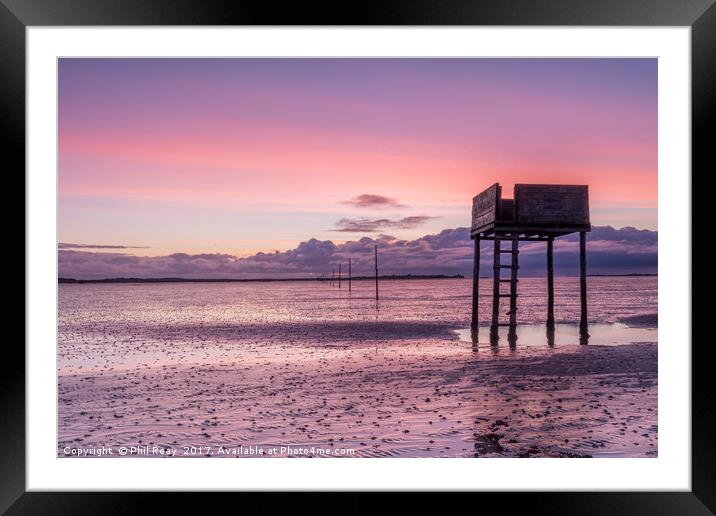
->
[{"left": 374, "top": 245, "right": 379, "bottom": 301}]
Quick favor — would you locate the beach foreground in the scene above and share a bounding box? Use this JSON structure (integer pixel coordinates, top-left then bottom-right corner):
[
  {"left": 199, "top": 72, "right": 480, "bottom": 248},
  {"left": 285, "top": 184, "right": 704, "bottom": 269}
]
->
[
  {"left": 59, "top": 340, "right": 657, "bottom": 458},
  {"left": 58, "top": 278, "right": 657, "bottom": 458}
]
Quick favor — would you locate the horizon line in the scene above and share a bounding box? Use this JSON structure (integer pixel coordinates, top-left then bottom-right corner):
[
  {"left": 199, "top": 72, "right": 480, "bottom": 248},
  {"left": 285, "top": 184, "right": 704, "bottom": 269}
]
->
[{"left": 58, "top": 273, "right": 657, "bottom": 284}]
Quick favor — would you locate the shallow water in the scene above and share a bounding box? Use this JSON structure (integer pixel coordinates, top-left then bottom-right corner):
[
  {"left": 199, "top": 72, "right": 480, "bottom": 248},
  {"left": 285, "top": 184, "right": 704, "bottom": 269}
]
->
[
  {"left": 58, "top": 276, "right": 656, "bottom": 342},
  {"left": 455, "top": 322, "right": 657, "bottom": 349},
  {"left": 59, "top": 276, "right": 656, "bottom": 326}
]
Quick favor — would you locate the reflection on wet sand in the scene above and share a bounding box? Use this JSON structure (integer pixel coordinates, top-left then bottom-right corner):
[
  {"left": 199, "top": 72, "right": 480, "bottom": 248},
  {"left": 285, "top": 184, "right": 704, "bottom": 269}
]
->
[{"left": 459, "top": 322, "right": 656, "bottom": 352}]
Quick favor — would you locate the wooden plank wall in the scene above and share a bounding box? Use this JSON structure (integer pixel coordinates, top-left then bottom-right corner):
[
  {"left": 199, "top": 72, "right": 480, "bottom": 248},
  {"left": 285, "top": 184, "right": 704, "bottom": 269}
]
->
[
  {"left": 514, "top": 184, "right": 589, "bottom": 225},
  {"left": 471, "top": 183, "right": 501, "bottom": 232}
]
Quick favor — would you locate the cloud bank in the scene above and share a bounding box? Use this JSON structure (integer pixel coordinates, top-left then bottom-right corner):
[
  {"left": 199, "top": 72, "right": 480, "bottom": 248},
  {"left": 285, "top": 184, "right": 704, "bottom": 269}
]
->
[{"left": 58, "top": 226, "right": 656, "bottom": 280}]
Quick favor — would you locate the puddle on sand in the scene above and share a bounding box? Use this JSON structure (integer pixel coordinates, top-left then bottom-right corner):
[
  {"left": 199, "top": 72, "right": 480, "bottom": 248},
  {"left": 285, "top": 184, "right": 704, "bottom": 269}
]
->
[{"left": 455, "top": 323, "right": 657, "bottom": 348}]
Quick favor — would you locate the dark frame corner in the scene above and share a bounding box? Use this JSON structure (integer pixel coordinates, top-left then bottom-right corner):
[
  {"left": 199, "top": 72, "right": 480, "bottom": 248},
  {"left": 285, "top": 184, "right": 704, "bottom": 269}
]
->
[{"left": 5, "top": 0, "right": 712, "bottom": 513}]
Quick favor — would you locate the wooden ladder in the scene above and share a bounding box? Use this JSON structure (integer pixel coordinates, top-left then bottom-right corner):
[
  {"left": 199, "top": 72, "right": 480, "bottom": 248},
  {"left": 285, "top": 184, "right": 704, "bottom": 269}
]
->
[{"left": 490, "top": 235, "right": 519, "bottom": 340}]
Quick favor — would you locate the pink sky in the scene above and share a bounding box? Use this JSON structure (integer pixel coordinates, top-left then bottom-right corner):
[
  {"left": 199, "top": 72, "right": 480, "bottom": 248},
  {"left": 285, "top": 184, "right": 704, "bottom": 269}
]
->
[{"left": 59, "top": 58, "right": 657, "bottom": 258}]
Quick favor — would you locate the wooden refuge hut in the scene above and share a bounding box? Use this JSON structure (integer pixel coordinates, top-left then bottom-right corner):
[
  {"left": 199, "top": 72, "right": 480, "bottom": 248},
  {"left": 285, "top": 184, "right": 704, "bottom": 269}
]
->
[{"left": 470, "top": 183, "right": 591, "bottom": 344}]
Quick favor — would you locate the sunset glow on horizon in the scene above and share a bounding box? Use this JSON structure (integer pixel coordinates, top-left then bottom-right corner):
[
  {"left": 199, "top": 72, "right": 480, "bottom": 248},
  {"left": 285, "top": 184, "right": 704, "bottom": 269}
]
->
[{"left": 59, "top": 58, "right": 657, "bottom": 263}]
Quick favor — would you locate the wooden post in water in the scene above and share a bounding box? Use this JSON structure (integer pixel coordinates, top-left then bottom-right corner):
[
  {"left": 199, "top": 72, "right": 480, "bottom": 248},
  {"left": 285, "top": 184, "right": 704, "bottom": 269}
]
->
[
  {"left": 490, "top": 237, "right": 501, "bottom": 342},
  {"left": 338, "top": 263, "right": 342, "bottom": 289},
  {"left": 579, "top": 231, "right": 588, "bottom": 341},
  {"left": 470, "top": 236, "right": 480, "bottom": 330},
  {"left": 507, "top": 234, "right": 519, "bottom": 343},
  {"left": 348, "top": 258, "right": 352, "bottom": 292},
  {"left": 546, "top": 236, "right": 555, "bottom": 330},
  {"left": 332, "top": 268, "right": 335, "bottom": 287},
  {"left": 374, "top": 245, "right": 379, "bottom": 301}
]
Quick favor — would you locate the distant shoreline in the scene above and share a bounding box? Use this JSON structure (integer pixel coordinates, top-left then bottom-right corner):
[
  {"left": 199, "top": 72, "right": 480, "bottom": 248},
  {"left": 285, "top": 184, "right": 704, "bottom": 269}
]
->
[
  {"left": 58, "top": 274, "right": 465, "bottom": 284},
  {"left": 587, "top": 273, "right": 657, "bottom": 277},
  {"left": 58, "top": 273, "right": 656, "bottom": 284}
]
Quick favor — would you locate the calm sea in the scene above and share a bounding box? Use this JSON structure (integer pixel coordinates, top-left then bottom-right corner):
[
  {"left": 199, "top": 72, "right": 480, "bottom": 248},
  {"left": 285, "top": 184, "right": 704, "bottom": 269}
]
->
[{"left": 59, "top": 276, "right": 656, "bottom": 326}]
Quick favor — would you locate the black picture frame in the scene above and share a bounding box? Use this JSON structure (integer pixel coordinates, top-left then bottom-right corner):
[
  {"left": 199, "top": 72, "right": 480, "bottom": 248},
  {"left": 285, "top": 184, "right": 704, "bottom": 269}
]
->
[{"left": 4, "top": 0, "right": 710, "bottom": 512}]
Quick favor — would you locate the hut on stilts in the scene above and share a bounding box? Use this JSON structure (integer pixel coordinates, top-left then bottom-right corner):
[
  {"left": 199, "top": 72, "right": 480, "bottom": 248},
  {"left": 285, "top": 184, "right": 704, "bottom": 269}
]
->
[{"left": 470, "top": 183, "right": 591, "bottom": 345}]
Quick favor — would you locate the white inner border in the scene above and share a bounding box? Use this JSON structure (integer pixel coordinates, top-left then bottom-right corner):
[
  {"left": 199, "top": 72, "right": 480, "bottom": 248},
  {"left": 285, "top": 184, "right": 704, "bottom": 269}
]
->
[{"left": 27, "top": 27, "right": 691, "bottom": 491}]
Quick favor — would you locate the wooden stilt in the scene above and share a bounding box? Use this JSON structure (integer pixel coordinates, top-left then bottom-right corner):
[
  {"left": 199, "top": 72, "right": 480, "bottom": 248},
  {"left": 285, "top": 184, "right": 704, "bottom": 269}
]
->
[
  {"left": 490, "top": 237, "right": 500, "bottom": 341},
  {"left": 348, "top": 258, "right": 352, "bottom": 292},
  {"left": 546, "top": 327, "right": 555, "bottom": 347},
  {"left": 471, "top": 235, "right": 480, "bottom": 330},
  {"left": 338, "top": 263, "right": 341, "bottom": 288},
  {"left": 546, "top": 236, "right": 555, "bottom": 330},
  {"left": 508, "top": 235, "right": 519, "bottom": 342},
  {"left": 579, "top": 231, "right": 588, "bottom": 341}
]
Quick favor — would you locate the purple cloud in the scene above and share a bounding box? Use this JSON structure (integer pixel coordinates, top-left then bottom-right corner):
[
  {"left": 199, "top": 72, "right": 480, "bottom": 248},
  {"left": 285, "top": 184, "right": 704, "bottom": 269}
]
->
[
  {"left": 333, "top": 215, "right": 436, "bottom": 233},
  {"left": 59, "top": 243, "right": 149, "bottom": 250},
  {"left": 341, "top": 194, "right": 405, "bottom": 209},
  {"left": 58, "top": 225, "right": 657, "bottom": 280}
]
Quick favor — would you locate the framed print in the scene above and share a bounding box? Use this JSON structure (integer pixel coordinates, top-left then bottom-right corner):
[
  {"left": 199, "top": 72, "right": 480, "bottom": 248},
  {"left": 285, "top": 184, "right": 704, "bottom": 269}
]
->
[{"left": 5, "top": 0, "right": 712, "bottom": 512}]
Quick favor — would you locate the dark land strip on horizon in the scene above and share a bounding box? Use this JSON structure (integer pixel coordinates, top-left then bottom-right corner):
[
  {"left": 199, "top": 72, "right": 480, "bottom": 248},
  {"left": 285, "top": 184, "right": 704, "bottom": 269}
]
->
[
  {"left": 58, "top": 274, "right": 465, "bottom": 284},
  {"left": 58, "top": 273, "right": 656, "bottom": 284}
]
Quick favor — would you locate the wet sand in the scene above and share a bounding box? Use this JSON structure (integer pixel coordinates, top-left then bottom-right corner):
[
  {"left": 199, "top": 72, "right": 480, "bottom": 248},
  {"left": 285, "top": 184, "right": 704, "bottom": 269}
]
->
[{"left": 58, "top": 323, "right": 657, "bottom": 458}]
